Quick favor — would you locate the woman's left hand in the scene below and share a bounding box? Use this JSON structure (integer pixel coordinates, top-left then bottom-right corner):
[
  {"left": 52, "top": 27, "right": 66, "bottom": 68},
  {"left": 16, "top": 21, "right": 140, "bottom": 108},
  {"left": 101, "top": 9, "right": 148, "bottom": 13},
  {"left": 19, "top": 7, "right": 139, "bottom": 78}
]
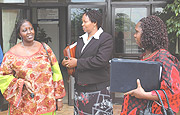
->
[
  {"left": 67, "top": 57, "right": 77, "bottom": 68},
  {"left": 124, "top": 79, "right": 146, "bottom": 99},
  {"left": 56, "top": 100, "right": 63, "bottom": 111}
]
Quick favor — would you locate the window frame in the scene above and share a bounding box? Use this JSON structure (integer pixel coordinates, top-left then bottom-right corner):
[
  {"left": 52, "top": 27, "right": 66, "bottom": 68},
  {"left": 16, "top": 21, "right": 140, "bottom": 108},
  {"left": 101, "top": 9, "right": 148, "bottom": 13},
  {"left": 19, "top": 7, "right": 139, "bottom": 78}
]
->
[{"left": 111, "top": 1, "right": 166, "bottom": 59}]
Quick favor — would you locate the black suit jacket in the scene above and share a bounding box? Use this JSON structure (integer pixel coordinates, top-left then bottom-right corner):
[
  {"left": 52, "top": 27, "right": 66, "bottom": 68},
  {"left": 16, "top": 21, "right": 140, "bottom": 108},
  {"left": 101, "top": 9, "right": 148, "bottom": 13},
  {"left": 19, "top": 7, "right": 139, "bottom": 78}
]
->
[{"left": 75, "top": 32, "right": 113, "bottom": 85}]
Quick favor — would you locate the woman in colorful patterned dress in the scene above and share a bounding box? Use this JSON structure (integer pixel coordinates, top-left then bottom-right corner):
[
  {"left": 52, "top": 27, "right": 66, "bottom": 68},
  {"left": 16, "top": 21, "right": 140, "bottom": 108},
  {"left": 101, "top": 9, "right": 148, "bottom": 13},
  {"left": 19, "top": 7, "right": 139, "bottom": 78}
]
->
[
  {"left": 62, "top": 10, "right": 113, "bottom": 115},
  {"left": 120, "top": 15, "right": 180, "bottom": 115},
  {"left": 0, "top": 19, "right": 66, "bottom": 115},
  {"left": 0, "top": 45, "right": 3, "bottom": 65}
]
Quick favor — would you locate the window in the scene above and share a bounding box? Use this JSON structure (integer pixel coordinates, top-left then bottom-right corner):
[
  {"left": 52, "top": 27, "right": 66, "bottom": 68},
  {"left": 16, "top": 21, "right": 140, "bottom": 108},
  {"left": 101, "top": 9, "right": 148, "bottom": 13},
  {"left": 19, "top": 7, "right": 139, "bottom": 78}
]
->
[
  {"left": 2, "top": 9, "right": 23, "bottom": 53},
  {"left": 31, "top": 0, "right": 66, "bottom": 3},
  {"left": 71, "top": 0, "right": 105, "bottom": 2},
  {"left": 0, "top": 0, "right": 25, "bottom": 3},
  {"left": 112, "top": 0, "right": 148, "bottom": 1},
  {"left": 70, "top": 8, "right": 103, "bottom": 43},
  {"left": 114, "top": 8, "right": 147, "bottom": 54}
]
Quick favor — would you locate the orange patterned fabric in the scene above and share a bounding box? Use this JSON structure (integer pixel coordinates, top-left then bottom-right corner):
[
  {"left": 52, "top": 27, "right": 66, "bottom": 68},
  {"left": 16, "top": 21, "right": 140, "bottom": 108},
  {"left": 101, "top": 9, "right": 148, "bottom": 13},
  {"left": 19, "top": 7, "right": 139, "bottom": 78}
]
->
[{"left": 0, "top": 43, "right": 65, "bottom": 115}]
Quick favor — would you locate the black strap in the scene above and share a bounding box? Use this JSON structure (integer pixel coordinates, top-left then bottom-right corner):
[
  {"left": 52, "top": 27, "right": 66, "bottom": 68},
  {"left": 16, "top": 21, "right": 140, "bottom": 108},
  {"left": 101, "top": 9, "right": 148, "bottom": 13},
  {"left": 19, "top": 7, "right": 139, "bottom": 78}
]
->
[
  {"left": 41, "top": 42, "right": 52, "bottom": 66},
  {"left": 161, "top": 89, "right": 174, "bottom": 115},
  {"left": 154, "top": 90, "right": 167, "bottom": 115}
]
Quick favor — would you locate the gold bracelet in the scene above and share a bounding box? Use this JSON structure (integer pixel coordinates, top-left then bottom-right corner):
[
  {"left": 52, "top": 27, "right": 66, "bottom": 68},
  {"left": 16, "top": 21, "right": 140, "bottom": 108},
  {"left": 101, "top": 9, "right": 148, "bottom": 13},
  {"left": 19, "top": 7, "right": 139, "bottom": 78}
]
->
[{"left": 57, "top": 98, "right": 63, "bottom": 101}]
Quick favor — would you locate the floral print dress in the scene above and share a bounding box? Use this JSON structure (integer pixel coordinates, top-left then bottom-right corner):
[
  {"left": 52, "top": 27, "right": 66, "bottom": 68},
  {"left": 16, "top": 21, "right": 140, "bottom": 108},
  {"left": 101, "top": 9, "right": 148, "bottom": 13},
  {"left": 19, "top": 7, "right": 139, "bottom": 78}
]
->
[{"left": 0, "top": 43, "right": 66, "bottom": 115}]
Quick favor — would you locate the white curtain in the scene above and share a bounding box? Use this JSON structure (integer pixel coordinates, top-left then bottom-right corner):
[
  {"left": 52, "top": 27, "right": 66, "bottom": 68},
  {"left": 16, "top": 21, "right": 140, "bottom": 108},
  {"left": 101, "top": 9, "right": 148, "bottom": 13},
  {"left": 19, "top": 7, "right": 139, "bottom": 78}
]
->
[{"left": 2, "top": 9, "right": 19, "bottom": 53}]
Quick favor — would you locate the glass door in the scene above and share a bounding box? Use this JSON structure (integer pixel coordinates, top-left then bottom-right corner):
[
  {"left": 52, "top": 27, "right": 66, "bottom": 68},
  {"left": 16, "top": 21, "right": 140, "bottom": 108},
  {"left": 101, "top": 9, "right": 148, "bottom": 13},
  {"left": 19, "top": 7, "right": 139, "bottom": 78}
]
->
[
  {"left": 112, "top": 3, "right": 149, "bottom": 104},
  {"left": 2, "top": 8, "right": 25, "bottom": 53},
  {"left": 112, "top": 4, "right": 149, "bottom": 59},
  {"left": 67, "top": 4, "right": 106, "bottom": 105},
  {"left": 68, "top": 5, "right": 106, "bottom": 44},
  {"left": 37, "top": 8, "right": 60, "bottom": 61}
]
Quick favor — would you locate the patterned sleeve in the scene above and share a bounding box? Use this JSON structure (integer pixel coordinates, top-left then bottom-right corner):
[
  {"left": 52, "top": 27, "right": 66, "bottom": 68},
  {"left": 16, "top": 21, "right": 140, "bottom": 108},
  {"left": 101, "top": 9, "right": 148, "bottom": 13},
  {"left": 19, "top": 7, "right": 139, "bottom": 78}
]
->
[
  {"left": 0, "top": 45, "right": 3, "bottom": 65},
  {"left": 151, "top": 55, "right": 180, "bottom": 113},
  {"left": 44, "top": 44, "right": 66, "bottom": 99},
  {"left": 0, "top": 53, "right": 24, "bottom": 107}
]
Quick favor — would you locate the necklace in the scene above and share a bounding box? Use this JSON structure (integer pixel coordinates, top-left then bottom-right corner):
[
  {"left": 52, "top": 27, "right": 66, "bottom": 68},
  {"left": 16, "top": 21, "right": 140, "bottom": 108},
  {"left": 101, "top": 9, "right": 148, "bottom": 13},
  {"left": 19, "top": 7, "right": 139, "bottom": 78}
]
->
[
  {"left": 21, "top": 41, "right": 35, "bottom": 55},
  {"left": 143, "top": 53, "right": 152, "bottom": 59},
  {"left": 21, "top": 41, "right": 35, "bottom": 48}
]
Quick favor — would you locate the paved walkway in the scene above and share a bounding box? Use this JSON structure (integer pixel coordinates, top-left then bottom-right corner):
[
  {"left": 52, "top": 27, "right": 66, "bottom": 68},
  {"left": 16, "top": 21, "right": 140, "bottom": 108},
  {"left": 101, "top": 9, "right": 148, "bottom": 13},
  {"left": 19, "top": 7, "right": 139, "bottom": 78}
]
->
[
  {"left": 1, "top": 104, "right": 180, "bottom": 115},
  {"left": 0, "top": 104, "right": 121, "bottom": 115}
]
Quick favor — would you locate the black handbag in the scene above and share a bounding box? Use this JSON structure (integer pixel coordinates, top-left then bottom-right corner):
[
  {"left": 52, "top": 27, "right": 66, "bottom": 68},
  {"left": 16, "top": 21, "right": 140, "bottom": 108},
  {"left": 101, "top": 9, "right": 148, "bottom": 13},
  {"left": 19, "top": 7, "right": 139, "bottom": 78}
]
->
[
  {"left": 161, "top": 90, "right": 174, "bottom": 115},
  {"left": 139, "top": 90, "right": 174, "bottom": 115}
]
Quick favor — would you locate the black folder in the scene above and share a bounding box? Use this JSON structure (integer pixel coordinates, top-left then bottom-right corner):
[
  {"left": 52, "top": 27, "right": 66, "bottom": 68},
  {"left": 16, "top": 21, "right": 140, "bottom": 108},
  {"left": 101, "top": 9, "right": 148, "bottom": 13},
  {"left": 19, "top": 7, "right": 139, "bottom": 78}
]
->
[{"left": 110, "top": 58, "right": 162, "bottom": 93}]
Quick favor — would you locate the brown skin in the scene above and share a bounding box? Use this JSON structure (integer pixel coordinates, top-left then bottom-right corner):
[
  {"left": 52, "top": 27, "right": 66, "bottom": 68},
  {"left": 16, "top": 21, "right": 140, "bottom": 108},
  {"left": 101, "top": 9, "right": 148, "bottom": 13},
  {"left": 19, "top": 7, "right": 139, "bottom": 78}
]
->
[
  {"left": 124, "top": 22, "right": 159, "bottom": 101},
  {"left": 9, "top": 21, "right": 63, "bottom": 111},
  {"left": 62, "top": 13, "right": 98, "bottom": 68}
]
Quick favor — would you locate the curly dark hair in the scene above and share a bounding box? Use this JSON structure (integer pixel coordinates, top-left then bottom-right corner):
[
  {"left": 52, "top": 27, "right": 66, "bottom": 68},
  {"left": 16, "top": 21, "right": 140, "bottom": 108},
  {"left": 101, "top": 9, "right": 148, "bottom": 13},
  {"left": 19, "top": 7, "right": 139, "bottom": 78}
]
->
[
  {"left": 84, "top": 10, "right": 102, "bottom": 29},
  {"left": 139, "top": 15, "right": 168, "bottom": 52},
  {"left": 16, "top": 19, "right": 32, "bottom": 40}
]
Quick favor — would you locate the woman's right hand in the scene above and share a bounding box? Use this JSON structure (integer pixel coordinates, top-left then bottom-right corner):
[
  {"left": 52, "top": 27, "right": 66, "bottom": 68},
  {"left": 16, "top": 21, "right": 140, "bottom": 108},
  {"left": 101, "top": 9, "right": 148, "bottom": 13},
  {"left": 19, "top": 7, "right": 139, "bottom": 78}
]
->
[
  {"left": 124, "top": 79, "right": 146, "bottom": 99},
  {"left": 24, "top": 81, "right": 34, "bottom": 93}
]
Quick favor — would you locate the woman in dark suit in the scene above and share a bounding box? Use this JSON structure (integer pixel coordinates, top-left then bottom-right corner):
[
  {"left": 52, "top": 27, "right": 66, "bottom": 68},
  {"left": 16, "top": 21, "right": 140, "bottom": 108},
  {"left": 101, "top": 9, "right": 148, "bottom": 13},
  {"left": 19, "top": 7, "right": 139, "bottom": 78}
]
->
[{"left": 62, "top": 10, "right": 113, "bottom": 115}]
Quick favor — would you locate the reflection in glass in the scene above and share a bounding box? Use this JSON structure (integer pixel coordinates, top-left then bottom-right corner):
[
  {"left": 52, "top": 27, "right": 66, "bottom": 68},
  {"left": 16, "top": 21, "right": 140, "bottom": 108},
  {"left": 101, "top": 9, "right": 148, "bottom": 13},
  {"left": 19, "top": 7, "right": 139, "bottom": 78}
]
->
[
  {"left": 112, "top": 0, "right": 148, "bottom": 1},
  {"left": 0, "top": 0, "right": 25, "bottom": 3},
  {"left": 70, "top": 8, "right": 101, "bottom": 43},
  {"left": 31, "top": 0, "right": 61, "bottom": 3},
  {"left": 2, "top": 9, "right": 23, "bottom": 53},
  {"left": 155, "top": 7, "right": 163, "bottom": 13},
  {"left": 115, "top": 8, "right": 147, "bottom": 54},
  {"left": 71, "top": 0, "right": 105, "bottom": 2}
]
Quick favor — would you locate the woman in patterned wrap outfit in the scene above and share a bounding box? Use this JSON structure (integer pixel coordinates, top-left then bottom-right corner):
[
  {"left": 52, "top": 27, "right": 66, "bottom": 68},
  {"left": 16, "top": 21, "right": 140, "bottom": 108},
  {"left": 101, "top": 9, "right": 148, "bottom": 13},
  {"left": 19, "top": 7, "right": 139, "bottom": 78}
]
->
[
  {"left": 0, "top": 19, "right": 66, "bottom": 115},
  {"left": 0, "top": 45, "right": 3, "bottom": 65},
  {"left": 62, "top": 10, "right": 113, "bottom": 115},
  {"left": 120, "top": 15, "right": 180, "bottom": 115}
]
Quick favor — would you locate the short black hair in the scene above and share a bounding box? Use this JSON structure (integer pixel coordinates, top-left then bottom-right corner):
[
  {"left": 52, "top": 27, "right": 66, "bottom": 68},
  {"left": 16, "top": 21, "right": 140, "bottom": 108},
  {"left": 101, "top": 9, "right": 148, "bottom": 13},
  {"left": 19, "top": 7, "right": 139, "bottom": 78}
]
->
[
  {"left": 16, "top": 19, "right": 32, "bottom": 40},
  {"left": 84, "top": 10, "right": 102, "bottom": 29},
  {"left": 139, "top": 15, "right": 168, "bottom": 52}
]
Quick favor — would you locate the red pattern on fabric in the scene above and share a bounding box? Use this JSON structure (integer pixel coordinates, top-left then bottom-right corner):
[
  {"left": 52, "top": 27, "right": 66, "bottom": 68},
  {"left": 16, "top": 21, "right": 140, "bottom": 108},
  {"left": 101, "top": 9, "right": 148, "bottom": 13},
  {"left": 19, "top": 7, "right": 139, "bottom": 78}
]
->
[
  {"left": 120, "top": 49, "right": 180, "bottom": 115},
  {"left": 54, "top": 80, "right": 66, "bottom": 99},
  {"left": 3, "top": 78, "right": 24, "bottom": 107},
  {"left": 0, "top": 43, "right": 65, "bottom": 115}
]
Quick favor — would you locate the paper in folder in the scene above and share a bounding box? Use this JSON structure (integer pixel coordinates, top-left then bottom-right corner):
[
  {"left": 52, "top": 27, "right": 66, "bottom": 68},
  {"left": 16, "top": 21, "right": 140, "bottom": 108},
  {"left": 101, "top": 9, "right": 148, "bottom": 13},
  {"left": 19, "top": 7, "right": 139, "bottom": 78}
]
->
[
  {"left": 63, "top": 42, "right": 77, "bottom": 76},
  {"left": 110, "top": 58, "right": 162, "bottom": 93}
]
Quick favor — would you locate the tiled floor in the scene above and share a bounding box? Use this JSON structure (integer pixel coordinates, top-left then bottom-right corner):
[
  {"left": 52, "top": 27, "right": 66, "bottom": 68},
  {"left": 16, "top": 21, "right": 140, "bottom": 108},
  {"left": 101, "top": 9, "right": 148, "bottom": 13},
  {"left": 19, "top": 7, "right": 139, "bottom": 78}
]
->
[{"left": 0, "top": 104, "right": 121, "bottom": 115}]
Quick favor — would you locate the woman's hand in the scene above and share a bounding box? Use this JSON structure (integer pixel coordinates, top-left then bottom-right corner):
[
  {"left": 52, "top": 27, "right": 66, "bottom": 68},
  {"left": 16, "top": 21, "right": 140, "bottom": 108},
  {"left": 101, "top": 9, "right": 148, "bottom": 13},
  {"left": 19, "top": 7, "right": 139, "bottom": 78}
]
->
[
  {"left": 124, "top": 79, "right": 146, "bottom": 99},
  {"left": 62, "top": 57, "right": 77, "bottom": 68},
  {"left": 56, "top": 99, "right": 63, "bottom": 111},
  {"left": 24, "top": 81, "right": 34, "bottom": 93},
  {"left": 61, "top": 58, "right": 69, "bottom": 67},
  {"left": 68, "top": 58, "right": 77, "bottom": 68}
]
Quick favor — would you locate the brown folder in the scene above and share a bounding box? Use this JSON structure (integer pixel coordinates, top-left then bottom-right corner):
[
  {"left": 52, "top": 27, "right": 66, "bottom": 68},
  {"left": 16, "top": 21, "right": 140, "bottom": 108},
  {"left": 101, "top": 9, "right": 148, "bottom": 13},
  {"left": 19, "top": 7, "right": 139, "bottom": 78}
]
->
[{"left": 63, "top": 42, "right": 77, "bottom": 76}]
